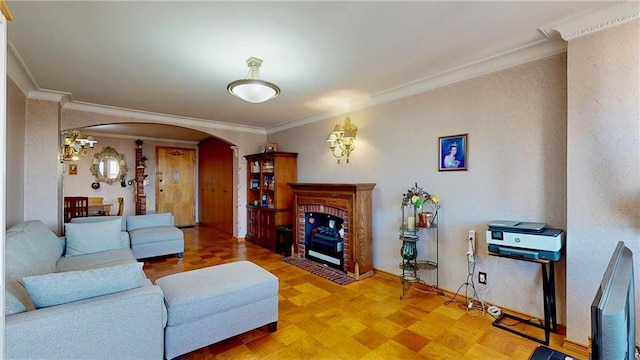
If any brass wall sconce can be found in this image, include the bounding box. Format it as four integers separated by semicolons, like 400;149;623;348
327;117;357;164
62;129;97;161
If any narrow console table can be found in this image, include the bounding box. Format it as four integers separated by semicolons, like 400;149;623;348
488;251;558;345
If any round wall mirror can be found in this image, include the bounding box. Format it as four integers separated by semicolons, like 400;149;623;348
90;146;127;184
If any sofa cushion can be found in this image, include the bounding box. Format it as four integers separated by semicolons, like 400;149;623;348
5;220;64;312
56;248;136;273
127;213;174;231
6;220;63;278
128;226;183;245
71;215;127;231
64;218;123;256
70;216;130;248
5;291;27;315
156;261;279;326
22;262;145;309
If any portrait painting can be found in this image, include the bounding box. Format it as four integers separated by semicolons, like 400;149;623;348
439;134;467;171
68;163;78;175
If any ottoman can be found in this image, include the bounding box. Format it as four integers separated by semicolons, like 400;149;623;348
156;261;279;359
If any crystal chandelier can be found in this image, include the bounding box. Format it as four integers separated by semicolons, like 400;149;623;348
62;129;97;161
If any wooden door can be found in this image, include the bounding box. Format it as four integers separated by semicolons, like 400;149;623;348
156;147;196;227
198;137;233;233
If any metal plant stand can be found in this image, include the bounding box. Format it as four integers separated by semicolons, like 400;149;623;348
399;184;440;300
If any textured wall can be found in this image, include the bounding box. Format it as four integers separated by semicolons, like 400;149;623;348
270;54;568;323
6;79;26;227
566;19;640;346
24;99;60;232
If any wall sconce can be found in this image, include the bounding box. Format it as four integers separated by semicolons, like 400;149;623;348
327;117;357;164
62;129;97;161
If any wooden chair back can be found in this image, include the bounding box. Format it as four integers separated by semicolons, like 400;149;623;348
64;196;89;223
116;197;124;216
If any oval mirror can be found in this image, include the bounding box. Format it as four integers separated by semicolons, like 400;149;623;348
90;146;127;184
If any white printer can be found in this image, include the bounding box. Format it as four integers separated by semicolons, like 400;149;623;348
486;220;564;261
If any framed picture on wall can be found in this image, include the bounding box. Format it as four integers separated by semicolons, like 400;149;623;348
439;134;468;171
265;142;278;152
68;163;78;175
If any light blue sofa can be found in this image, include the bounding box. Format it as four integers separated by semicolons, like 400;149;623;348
126;213;184;260
5;220;167;360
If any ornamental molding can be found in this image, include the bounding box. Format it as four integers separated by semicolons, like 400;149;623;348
538;1;640;41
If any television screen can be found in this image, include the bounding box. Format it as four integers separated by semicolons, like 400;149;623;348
590;241;635;360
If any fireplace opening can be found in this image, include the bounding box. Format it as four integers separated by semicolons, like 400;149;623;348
304;212;344;270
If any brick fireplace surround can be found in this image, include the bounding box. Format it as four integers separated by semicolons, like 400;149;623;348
289;183;376;280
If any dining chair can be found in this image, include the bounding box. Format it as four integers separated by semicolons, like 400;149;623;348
64;196;89;223
116;197;124;216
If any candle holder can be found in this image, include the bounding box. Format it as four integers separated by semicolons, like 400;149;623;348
400;238;418;261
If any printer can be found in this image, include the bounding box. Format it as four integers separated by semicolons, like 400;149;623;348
486;220;564;261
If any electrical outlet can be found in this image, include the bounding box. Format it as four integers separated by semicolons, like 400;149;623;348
468;230;476;243
479;272;487;285
467;230;476;263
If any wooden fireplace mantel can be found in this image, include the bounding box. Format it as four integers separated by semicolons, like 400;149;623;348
289;183;376;279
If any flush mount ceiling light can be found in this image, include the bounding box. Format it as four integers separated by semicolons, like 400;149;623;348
227;57;280;104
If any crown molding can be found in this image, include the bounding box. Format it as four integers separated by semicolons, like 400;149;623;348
7;41;38;96
81;131;200;145
28;89;71;103
267;38;566;134
63;101;266;135
538;1;640;41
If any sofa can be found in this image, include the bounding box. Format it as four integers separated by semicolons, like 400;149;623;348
69;212;184;260
5;219;167;360
126;213;184;260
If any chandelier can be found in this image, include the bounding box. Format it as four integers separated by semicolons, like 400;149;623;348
227;57;280;103
62;129;97;161
326;117;357;164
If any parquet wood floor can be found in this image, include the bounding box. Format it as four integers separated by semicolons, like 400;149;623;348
142;225;588;360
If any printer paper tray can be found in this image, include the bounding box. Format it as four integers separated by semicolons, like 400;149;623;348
488;244;561;261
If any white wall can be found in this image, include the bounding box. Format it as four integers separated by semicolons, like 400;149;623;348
270;54;569;323
566;19;640;346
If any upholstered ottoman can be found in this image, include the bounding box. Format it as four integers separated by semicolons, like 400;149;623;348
156;261;279;359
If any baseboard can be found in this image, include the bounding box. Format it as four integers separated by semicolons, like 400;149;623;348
562;338;589;355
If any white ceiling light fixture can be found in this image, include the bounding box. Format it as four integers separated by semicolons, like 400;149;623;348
227;57;280;104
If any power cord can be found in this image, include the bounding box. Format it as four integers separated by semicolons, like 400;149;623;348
445;241;486;316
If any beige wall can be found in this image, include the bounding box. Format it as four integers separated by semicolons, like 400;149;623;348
566;19;640;345
6;79;26;227
24;99;60;231
270;54;569;324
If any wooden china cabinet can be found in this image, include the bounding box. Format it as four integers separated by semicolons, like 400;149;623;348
244;151;297;251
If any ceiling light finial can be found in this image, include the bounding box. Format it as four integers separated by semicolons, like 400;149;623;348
227;57;280;104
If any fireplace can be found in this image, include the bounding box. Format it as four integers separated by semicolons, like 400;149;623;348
289;183;376;280
304;212;344;270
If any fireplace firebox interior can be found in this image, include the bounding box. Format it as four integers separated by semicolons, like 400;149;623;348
304;212;345;270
